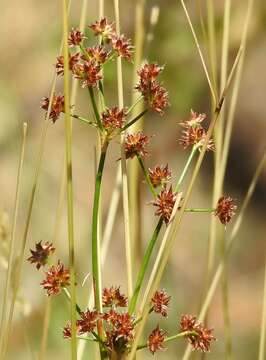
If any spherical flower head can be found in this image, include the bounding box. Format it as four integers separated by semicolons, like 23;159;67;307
75;60;102;88
40;94;65;123
68;28;85;47
149;83;169;114
152;186;177;224
215;196;237;225
27;241;55;270
147;325;167;354
77;309;99;334
89;18;116;43
86;45;110;64
137;63;164;85
151;290;171;317
179;111;214;151
148;164;172;188
41;261;70;296
180;314;216;353
124;132;150;159
102;286;128;308
101;107;127;137
112;35;133;62
55;53;80;76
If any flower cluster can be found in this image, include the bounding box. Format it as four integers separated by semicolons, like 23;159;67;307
101;107;127;137
124;132;150;159
180;314;216;352
136;63;169;114
41;261;70;296
151;290;171;317
179;110;215;151
152;186;177;224
40;94;65;123
27;241;55;270
215;196;237;225
147;325;167;354
102;286;128;308
148;164;172;188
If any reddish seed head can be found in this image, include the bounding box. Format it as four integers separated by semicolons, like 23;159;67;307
74;60;102;88
27;241;55;270
179;111;214;151
89;18;116;43
55;53;80;76
102;286;128;308
137;63;164;84
180;314;216;353
148;325;167;354
151;290;171;317
148;165;172;188
112;35;133;62
124;132;150;159
77;309;99;334
85;45;110;64
149;83;169;114
215;196;237;225
40;94;65;123
152;186;177;224
68;28;85;47
101;107;127;136
41;261;70;296
63;323;72;339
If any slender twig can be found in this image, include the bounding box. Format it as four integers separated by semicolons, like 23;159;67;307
126;95;143;116
71;114;96;126
184;208;214;213
88;87;103;130
175;145;197;192
0;123;27;358
122;109;148;131
137;331;197;350
114;0;133;297
136;155;157;197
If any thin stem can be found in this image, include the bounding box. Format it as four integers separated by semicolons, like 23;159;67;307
136;155;157;197
184;208;214;213
128;218;164;314
92;147;108;312
114;0;133;298
77;337;97;342
259;253;266;360
122;109;148;131
175;146;197;192
137;331;197;350
71;114;96;126
63;287;82;315
206;0;218;94
62;1;77;358
88;87;103;131
126;95;144;116
0;123;27;357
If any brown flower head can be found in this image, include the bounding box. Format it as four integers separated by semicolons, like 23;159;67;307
151;290;171;317
102;286;128;308
27;241;55;270
40;94;65;123
74;60;102;88
180;314;216;353
148;83;169;114
55;53;80;76
148;164;172;188
41;261;70;296
124;132;150;159
148;325;167;354
103;310;135;352
68;28;85;47
112;35;133;61
101;107;127;136
89;18;116;43
179;110;214;151
215;196;237;225
63;322;72;339
137;63;164;87
85;45;110;64
152;186;177;224
77;310;99;334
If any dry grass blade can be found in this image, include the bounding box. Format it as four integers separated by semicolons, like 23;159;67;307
114;0;133;297
0;123;28;358
182;147;266;360
259;253;266;360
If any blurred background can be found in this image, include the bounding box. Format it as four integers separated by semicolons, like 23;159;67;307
0;0;266;359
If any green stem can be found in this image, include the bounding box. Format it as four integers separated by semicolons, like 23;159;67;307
71;114;96;126
63;288;82;315
185;208;215;213
77;336;96;342
92;143;108;316
88;87;103;130
136;155;157;197
122;109;148;131
128;218;164;314
175;146;197;192
126;95;143;116
137;331;197;350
